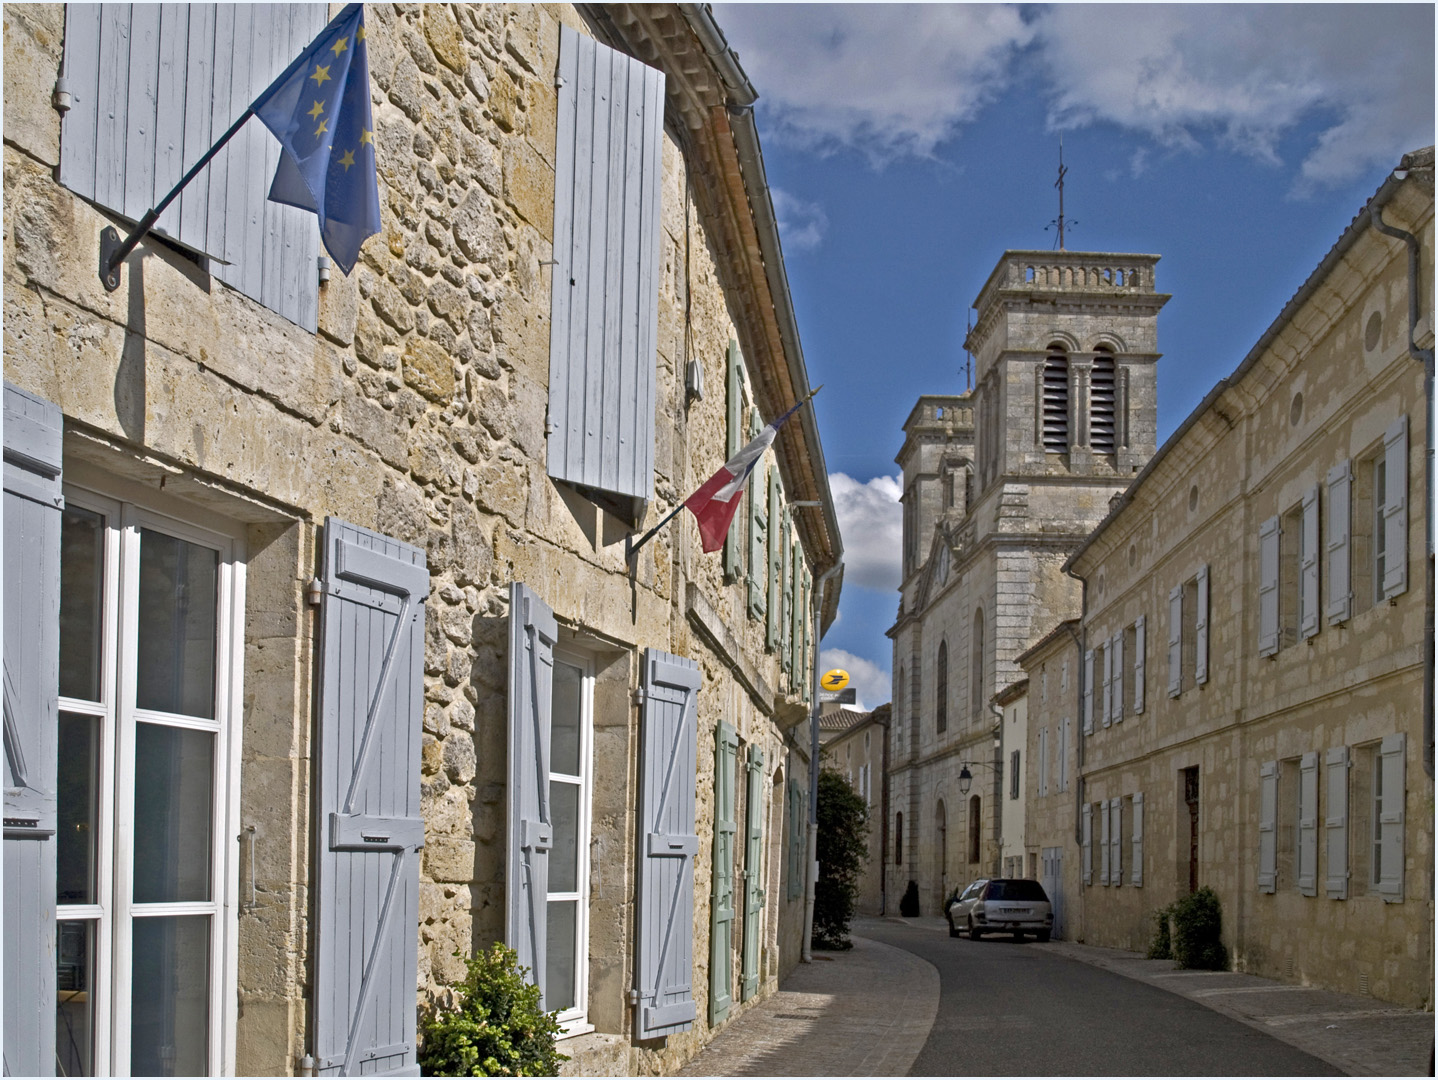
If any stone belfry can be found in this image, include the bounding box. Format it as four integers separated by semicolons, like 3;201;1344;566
888;246;1168;912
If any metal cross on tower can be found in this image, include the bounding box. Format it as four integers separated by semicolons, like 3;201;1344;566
1047;136;1075;250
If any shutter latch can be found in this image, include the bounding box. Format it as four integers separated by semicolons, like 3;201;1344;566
53;77;71;113
632;687;646;706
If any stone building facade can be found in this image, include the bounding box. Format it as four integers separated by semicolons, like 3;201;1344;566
1039;148;1433;1009
888;250;1166;914
2;4;840;1076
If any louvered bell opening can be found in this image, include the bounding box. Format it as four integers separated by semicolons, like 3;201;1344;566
1091;353;1116;454
1042;354;1069;452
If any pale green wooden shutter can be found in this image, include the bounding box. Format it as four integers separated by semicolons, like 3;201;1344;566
746;411;766;619
740;746;764;1002
724;343;743;581
766;469;782;651
709;723;737;1024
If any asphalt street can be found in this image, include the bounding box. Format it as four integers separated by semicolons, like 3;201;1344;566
859;919;1343;1077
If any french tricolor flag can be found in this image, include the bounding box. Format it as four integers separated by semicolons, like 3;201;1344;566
685;394;813;553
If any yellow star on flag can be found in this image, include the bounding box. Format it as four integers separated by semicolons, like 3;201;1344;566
309;63;331;87
357;25;366;42
360;129;374;147
330;36;348;57
307;100;325;120
338;149;356;172
315;118;329;138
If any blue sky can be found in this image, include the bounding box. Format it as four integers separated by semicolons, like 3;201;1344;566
708;2;1436;709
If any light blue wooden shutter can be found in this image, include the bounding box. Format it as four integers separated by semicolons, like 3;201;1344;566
740;745;764;1002
506;583;557;1002
1130;792;1144;887
314;518;428;1077
1377;733;1405;901
1109;797;1122;887
1081;802;1093;885
1299;487;1320;640
1195;565;1209;684
548;26;665;512
1326;461;1352;624
710;723;737;1023
1324;746;1349;899
1259;516;1280;656
1111;631;1124;722
724;343;743;581
1132;617;1146;714
1079;649;1093;734
59;5;323;330
1258;761;1277;893
636;649;700;1039
1297;751;1318;897
3;384;63;1077
1100;642;1112;729
1168;585;1183;696
1381;417;1408;599
1098;799;1110;885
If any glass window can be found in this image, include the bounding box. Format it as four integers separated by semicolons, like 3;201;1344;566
546;652;592;1032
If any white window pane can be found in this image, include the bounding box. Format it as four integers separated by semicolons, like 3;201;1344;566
60;506;106;701
130;914;210;1077
545;899;578;1013
136;529;218;719
549;780;580;894
551;660;582;777
132;723;214;903
58;712;101;905
57;918;96;1077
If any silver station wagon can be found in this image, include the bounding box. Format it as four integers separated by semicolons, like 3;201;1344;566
944;878;1054;942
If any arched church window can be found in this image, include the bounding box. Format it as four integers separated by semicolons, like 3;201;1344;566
1091;347;1116;454
1041;348;1070;452
936;641;948;734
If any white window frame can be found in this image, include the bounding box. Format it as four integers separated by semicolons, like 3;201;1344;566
57;486;245;1077
548;646;596;1037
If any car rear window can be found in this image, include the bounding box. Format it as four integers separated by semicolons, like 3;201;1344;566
987;880;1048;901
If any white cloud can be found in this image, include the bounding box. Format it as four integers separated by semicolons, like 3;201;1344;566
771;188;829;251
820;647;891;712
712;3;1034;163
711;4;1433;188
828;472;902;591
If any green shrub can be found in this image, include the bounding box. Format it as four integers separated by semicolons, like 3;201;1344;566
1146;905;1173;960
418;943;568;1076
1170;886;1229;971
812;768;870;950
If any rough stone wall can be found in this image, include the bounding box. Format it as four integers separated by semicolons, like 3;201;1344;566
1073;179;1433;1007
3;3;820;1073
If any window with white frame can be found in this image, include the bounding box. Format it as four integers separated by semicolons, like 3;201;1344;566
55;489;244;1078
546;647;595;1033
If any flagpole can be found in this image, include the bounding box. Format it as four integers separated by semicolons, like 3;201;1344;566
98;106;256;291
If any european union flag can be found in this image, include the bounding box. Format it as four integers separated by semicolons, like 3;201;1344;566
252;3;380;275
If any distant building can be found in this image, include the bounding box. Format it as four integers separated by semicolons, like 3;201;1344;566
888;248;1167;913
819;703;890;914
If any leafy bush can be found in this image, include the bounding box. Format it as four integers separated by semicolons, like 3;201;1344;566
812;768;870;950
418;943;568;1076
1170;886;1229;971
1146;905;1173;960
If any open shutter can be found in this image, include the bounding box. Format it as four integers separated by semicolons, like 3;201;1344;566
1059;719;1069;792
767;469;782;650
1258;761;1278;893
1100;644;1112;728
636;650;701;1038
1167;585;1183;697
1381;416;1408;599
779;515;793;676
1299;486;1320;640
314;518;428;1076
747;412;767;619
1194;565;1209;684
60;5;324;330
1377;733;1405;901
1081;802;1093;885
1259;516;1280;656
788;541;803;684
1324;746;1350;899
724;343;743;581
1130;792;1144;887
1109;797;1122;887
800;568;812;701
1326;460;1352;624
1099;800;1110;885
740;746;765;1002
1111;631;1124;721
3;384;63;1076
1297;751;1318;897
548;25;665;511
1133;616;1146;714
710;723;737;1024
1081;649;1095;734
1037;727;1047;798
786;778;803;901
505;583;557;1004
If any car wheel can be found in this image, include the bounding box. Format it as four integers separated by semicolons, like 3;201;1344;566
948;920;960;938
1037;930;1051;943
967;919;982;941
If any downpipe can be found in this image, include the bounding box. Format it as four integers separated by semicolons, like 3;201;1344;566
803;562;844;963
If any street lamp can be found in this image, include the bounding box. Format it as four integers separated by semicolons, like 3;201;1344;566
956;760;997;797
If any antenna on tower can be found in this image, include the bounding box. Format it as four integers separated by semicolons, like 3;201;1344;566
1046;135;1076;250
